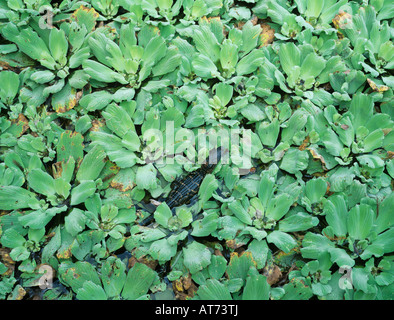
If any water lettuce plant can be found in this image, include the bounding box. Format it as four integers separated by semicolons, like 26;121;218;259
0;0;393;301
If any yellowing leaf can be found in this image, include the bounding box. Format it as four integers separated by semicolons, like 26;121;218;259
259;23;275;47
367;78;389;92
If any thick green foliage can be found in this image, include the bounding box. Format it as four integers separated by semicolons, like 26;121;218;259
0;0;393;300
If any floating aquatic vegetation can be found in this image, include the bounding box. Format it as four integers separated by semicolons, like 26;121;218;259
0;0;393;301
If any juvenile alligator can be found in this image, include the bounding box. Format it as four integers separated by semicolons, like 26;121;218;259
138;147;223;225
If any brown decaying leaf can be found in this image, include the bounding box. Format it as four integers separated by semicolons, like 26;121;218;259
128;255;158;271
332;11;353;30
307;147;328;171
110;181;136;192
52;161;63;179
299;136;310;151
55;89;80;113
259;23;275;47
10;113;29;137
367;79;389;93
71;5;99;21
263;264;282;286
0;248;15;276
0;60;21;73
90;119;106;132
226;239;245;250
172;273;197;300
12;286;27;300
56;247;72;260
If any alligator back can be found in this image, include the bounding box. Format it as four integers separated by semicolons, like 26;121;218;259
165;147;223;209
165;170;205;209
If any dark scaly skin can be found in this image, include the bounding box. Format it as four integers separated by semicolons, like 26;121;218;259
165;164;214;209
138;148;222;225
165;147;222;209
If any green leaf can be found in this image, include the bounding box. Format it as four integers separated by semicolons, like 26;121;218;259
30;70;56;84
152;46;181;77
258;172;275;208
192;54;218;78
193;26;220;64
214;82;233;107
65;208;87;236
183;241;212;274
208;255;227;280
267;231;297;253
79;91;113;112
280;148;310;174
375;193;394;234
76;145;107;182
0;228;26;248
69;47;90;69
70;180;96;206
76;281;107;300
240;21;261;55
83;60;128;84
2;24;56;70
136;164;157;190
279;211;319;232
301;232;335;259
191;212;219;237
347;204;374;240
49;28;68;66
279;42;301;76
27;168;56;197
154;203;173;228
228;200;252;225
0;186;40;210
227;251;257;281
199;174;219;206
320;128;343;156
71;231;95;260
281;109;309;143
281;277;313;300
139;36;167;82
122;262;156;300
196;279;232;300
348;93;374;130
236;49;265;76
10;246;30;261
56;131;84;163
328;247;355;268
220;39;238;76
101;257;127;298
60;261;101;292
102;103;136;138
363;129;384;152
0;71;19;104
246;240;269;269
257;119;280;148
324;195;348;237
41;226;62;264
305;178;327;203
19;206;67;229
149;238;178;263
242;274;270;300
